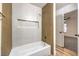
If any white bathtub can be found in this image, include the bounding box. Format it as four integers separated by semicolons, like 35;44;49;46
10;41;51;56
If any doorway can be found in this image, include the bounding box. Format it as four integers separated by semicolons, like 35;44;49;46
56;3;78;56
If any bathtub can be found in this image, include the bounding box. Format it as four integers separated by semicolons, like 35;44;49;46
9;41;51;56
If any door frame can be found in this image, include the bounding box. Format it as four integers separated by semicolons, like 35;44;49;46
77;4;79;56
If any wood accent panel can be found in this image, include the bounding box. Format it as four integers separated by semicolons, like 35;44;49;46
42;4;53;54
64;36;77;53
1;3;12;56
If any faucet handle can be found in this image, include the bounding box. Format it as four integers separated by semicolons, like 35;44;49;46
44;36;47;39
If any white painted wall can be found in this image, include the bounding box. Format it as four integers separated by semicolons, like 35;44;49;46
0;3;2;56
57;4;77;16
56;15;64;47
12;3;42;48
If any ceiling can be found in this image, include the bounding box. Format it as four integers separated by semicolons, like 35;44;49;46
31;3;47;8
56;3;72;10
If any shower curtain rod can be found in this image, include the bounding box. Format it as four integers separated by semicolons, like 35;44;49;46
17;19;39;23
0;12;5;17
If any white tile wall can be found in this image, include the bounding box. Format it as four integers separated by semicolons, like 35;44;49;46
12;3;42;48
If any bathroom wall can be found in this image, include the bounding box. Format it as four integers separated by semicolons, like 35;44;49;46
0;3;2;56
56;14;64;47
42;3;53;45
64;10;77;37
42;3;53;54
12;3;42;48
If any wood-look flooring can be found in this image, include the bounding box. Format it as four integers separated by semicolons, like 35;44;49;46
56;46;77;56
